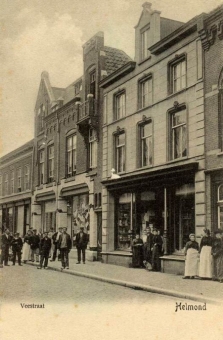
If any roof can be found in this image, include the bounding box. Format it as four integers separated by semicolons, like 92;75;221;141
104;46;132;76
0;139;34;166
52;87;66;100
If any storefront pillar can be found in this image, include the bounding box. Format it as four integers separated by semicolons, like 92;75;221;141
89;207;97;248
31;203;42;231
56;199;68;230
163;187;168;255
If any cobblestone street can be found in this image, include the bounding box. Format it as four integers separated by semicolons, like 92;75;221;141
1;264;223;340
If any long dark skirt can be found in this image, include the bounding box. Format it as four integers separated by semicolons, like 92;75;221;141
151;246;161;271
213;254;223;280
132;246;143;268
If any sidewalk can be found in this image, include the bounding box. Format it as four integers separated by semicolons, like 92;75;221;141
27;259;223;305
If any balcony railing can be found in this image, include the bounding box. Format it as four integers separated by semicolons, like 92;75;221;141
76;95;96;122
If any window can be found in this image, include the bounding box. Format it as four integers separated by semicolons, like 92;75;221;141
89;129;97;168
24;165;30;190
139;121;153;167
218;184;223;229
89;71;96;98
0;175;2;196
139;77;152;109
11;171;14;194
170;108;187;160
38;104;45;131
115;132;125;173
67;135;77;177
115;91;125;120
48;145;54;182
141;27;150;61
5;173;8;195
17;168;22;192
169;57;186;94
39;150;45;185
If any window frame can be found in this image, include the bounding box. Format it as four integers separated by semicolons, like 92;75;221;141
66;134;77;177
114;129;126;174
11;170;14;194
39;149;45;185
140;25;150;61
138;119;153;168
24;165;30;190
4;173;8;196
89;128;97;169
138;75;153;110
47;144;54;183
168;54;187;95
168;104;188;161
114;90;126;121
17;167;22;192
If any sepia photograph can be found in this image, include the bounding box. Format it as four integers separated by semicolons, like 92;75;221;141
1;0;223;339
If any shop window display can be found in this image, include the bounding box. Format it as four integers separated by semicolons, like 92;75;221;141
72;194;90;247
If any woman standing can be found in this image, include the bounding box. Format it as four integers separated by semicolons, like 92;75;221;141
199;229;213;279
21;230;32;263
132;234;144;268
212;229;223;283
151;228;163;272
183;234;199;279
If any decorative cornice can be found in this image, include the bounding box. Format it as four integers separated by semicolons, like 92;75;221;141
199;19;223;50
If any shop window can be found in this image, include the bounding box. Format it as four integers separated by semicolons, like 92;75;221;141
114;131;125;173
114;91;126;120
11;170;14;194
4;173;8;196
72;194;90;247
170;107;187;160
39;149;45;185
17;168;22;192
139;120;153;167
218;184;223;229
168;56;186;94
141;26;150;61
66;135;76;177
47;145;54;183
89;128;97;169
139;76;152;109
116;193;135;251
24;165;30;190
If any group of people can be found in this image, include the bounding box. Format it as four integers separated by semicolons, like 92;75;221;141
132;227;163;271
0;226;89;270
184;228;223;283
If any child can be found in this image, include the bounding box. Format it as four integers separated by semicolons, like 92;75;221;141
11;232;23;266
183;233;199;279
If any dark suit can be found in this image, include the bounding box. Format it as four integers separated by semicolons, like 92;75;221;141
11;237;23;265
58;233;72;268
76;231;88;263
144;233;153;264
52;231;62;260
1;234;12;265
39;237;51;268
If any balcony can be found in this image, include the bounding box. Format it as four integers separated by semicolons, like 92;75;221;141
76;94;99;138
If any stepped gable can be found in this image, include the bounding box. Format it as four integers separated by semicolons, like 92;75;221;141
104;46;132;76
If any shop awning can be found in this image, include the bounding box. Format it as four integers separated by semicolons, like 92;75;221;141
35;190;56;202
102;161;199;191
60;183;89;197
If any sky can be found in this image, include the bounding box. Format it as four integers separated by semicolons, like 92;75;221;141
0;0;222;157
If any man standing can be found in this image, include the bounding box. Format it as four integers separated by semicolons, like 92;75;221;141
58;227;72;270
30;229;40;262
11;232;23;266
37;232;51;269
1;229;12;266
143;227;153;269
50;227;62;261
76;226;88;264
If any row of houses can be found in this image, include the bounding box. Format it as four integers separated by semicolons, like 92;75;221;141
1;3;223;274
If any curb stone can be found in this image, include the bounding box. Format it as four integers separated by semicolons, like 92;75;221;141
26;262;222;305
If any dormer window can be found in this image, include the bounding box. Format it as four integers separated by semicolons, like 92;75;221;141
141;26;150;61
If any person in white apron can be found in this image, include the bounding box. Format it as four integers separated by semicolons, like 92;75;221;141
183;233;199;279
199;229;213;279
